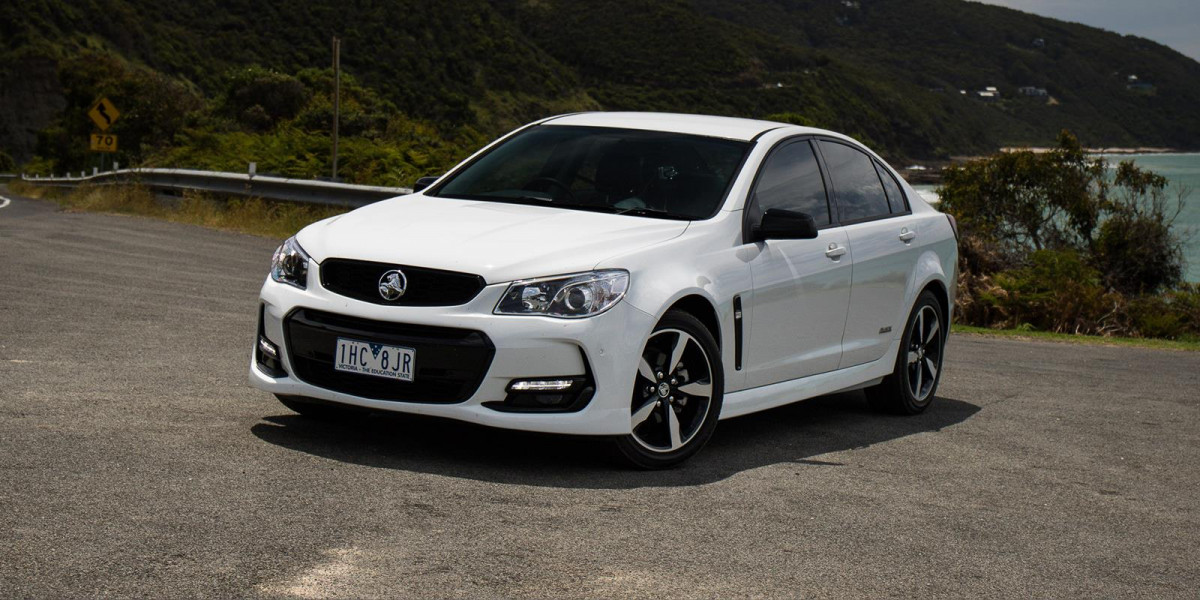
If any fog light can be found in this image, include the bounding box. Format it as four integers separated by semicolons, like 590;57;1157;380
508;378;576;392
254;330;286;378
255;305;287;378
258;336;279;359
485;375;594;413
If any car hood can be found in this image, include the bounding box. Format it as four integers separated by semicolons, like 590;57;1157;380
296;195;690;283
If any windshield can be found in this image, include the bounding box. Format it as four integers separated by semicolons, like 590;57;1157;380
432;125;750;220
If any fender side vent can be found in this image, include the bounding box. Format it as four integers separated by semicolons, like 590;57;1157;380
733;295;744;371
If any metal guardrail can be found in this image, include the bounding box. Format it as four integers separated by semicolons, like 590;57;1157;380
17;168;412;207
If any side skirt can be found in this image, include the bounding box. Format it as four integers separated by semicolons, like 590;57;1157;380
719;357;891;420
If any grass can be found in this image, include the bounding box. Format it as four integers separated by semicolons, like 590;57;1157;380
952;324;1200;351
8;180;347;239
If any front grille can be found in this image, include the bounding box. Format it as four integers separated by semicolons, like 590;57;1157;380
284;308;494;403
319;258;486;306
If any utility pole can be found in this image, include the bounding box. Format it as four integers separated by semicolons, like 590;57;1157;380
331;36;341;181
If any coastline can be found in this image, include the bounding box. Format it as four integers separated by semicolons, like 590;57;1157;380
1000;146;1188;155
899;149;1200;185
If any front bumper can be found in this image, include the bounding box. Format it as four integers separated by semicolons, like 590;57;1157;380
249;271;654;435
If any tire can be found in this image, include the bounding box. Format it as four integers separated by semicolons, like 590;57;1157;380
613;310;724;469
865;290;946;415
274;394;361;420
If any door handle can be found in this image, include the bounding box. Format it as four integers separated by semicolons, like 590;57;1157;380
898;228;917;242
825;244;847;259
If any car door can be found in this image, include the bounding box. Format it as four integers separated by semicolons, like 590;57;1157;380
743;139;852;388
815;139;920;369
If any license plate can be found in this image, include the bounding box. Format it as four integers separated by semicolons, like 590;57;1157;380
334;337;415;382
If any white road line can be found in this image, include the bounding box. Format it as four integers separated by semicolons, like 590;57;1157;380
0;196;10;209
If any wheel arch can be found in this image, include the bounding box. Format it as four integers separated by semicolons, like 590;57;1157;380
920;278;951;336
905;246;953;335
664;294;722;349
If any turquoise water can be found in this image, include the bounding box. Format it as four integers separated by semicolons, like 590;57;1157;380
913;153;1200;282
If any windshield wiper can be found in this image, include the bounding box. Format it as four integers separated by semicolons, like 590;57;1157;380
446;193;686;219
486;194;554;204
614;206;684;219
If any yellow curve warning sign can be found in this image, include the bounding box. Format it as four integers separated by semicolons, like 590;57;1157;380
88;98;120;131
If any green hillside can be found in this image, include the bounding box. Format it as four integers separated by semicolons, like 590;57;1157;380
2;0;1198;184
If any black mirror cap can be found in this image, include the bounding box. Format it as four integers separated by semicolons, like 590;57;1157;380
755;208;819;241
413;176;440;193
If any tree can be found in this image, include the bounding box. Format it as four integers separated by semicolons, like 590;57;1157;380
1094;161;1184;295
938;130;1185;295
221;66;309;131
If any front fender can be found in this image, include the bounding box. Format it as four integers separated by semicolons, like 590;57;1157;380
595;216;752;390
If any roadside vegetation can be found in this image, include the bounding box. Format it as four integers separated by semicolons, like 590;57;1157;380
951;324;1200;351
9;180;346;239
939;131;1199;342
18;55;488;187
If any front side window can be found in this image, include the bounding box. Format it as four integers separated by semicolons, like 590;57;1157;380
819;140;891;222
750;139;830;226
434;126;750;220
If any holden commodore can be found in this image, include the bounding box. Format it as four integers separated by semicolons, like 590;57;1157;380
251;112;958;468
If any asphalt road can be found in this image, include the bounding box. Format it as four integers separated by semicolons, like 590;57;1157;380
2;188;1198;598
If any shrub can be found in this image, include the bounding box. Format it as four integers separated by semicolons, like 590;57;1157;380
1127;295;1185;339
222;66;310;129
1093;160;1185;294
939;130;1194;339
976;250;1123;334
939;131;1105;268
1094;209;1183;295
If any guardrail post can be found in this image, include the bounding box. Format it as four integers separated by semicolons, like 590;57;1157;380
114;161;119;171
93;167;99;176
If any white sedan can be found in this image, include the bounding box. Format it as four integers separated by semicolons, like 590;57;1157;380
250;112;958;468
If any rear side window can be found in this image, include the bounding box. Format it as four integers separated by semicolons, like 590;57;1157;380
819;140;890;222
751;140;830;226
874;161;907;214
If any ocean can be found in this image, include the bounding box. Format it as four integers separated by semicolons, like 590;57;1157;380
912;153;1200;283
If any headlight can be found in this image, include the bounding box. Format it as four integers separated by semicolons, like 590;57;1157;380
270;236;310;289
495;270;629;318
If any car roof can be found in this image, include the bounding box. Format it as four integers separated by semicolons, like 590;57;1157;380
540;111;828;142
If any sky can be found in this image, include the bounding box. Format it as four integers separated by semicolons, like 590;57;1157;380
972;0;1200;61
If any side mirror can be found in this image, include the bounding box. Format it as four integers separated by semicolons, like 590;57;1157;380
755;208;819;241
413;175;440;193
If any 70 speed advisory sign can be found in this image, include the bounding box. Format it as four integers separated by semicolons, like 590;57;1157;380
89;133;118;153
